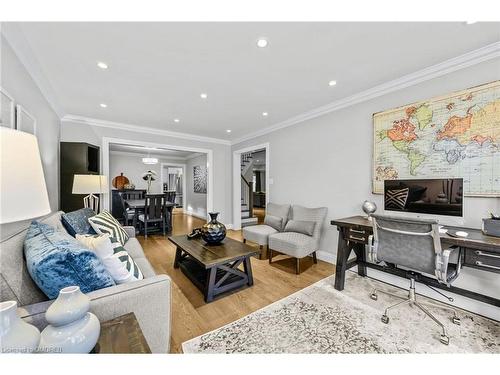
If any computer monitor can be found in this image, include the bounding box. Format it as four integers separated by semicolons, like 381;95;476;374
384;178;463;217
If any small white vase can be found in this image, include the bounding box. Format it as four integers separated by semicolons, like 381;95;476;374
40;286;100;353
0;300;40;353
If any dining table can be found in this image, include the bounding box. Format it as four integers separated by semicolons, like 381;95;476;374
124;199;176;233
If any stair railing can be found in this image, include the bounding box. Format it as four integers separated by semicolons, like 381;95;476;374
241;174;254;219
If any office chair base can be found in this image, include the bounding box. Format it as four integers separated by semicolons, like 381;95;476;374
371;280;456;345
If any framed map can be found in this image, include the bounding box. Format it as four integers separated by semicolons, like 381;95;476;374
373;81;500;197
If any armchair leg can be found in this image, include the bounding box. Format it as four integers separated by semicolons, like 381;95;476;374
295;258;300;274
268;248;273;264
243;238;246;243
312;251;317;264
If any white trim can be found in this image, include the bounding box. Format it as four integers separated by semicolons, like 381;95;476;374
0;87;15;129
231;41;500;145
62;114;231;145
232;143;270;230
184;152;204;161
110;150;188;161
102;137;214;217
160;162;186;208
15;104;37;136
1;23;65;117
316;250;335;265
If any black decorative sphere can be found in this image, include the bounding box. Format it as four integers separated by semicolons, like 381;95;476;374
201;212;226;245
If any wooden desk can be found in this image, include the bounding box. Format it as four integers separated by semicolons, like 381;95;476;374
331;216;500;307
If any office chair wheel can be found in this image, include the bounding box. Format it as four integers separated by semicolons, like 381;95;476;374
370;292;378;301
381;314;389;324
452;317;461;325
440;335;450;345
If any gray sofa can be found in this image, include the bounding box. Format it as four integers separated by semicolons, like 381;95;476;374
0;211;171;353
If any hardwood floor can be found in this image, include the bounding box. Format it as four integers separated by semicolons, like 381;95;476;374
138;211;335;353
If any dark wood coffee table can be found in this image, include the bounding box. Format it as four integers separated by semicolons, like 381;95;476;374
169;235;260;302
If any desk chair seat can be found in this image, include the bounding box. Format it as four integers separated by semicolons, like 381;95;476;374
368;214;463;345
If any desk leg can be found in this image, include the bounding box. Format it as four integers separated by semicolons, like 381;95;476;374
354;243;367;277
334;229;351;291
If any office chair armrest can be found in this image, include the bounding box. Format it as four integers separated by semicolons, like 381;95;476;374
367;234;378;263
435;246;461;285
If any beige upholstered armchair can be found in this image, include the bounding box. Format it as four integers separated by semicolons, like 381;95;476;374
268;205;328;274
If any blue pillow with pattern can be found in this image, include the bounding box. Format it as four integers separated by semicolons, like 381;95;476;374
61;208;97;237
24;221;115;299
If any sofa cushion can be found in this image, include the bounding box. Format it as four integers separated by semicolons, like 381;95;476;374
266;203;291;231
24;221;115;299
133;258;156;278
284;220;316;236
269;232;317;258
263;215;283;232
61;208;97;237
76;234;144;284
88;210;130;246
242;225;278;246
123;237;146;259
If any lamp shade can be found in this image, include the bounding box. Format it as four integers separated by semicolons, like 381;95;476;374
0;128;51;224
72;175;108;194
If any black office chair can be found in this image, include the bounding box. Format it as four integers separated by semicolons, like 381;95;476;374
368;214;462;345
138;194;168;238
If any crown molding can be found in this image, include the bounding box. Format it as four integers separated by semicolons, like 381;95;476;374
62;114;232;146
110;150;189;161
1;23;65;118
231;41;500;145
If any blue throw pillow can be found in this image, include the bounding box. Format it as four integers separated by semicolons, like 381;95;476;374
61;208;97;237
24;221;115;299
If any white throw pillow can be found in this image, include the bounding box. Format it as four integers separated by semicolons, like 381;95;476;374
76;233;143;284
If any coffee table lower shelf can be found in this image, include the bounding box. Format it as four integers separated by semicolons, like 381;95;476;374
176;252;254;302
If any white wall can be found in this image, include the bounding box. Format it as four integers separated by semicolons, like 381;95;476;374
60;121;232;225
110;152;183;193
0;36;61;239
232;58;500;319
185;154;208;219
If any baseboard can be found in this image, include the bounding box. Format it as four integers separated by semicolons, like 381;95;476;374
182;209;207;220
316;250;335;264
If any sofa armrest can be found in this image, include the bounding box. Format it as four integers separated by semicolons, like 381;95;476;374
123;226;136;238
18;275;172;353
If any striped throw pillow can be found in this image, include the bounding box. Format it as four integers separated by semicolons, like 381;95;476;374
76;234;143;284
88;210;130;245
385;188;409;210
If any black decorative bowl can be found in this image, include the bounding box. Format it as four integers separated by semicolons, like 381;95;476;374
201;212;226;245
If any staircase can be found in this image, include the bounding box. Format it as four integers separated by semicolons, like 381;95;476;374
241;152;258;227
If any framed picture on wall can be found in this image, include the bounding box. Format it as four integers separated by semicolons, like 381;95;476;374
15;104;37;135
0;87;15;129
193;165;207;194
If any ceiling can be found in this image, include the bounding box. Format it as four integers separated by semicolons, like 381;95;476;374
6;22;500;141
110;143;201;159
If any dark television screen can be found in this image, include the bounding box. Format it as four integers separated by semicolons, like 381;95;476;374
384;178;463;217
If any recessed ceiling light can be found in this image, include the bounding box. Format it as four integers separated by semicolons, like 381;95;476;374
262;112;268;117
329;80;337;86
97;61;108;69
99;103;107;108
256;38;268;48
174;118;180;123
200;93;208;99
226;129;231;133
465;21;477;25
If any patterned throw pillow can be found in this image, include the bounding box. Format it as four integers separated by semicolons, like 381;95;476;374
385;188;409;210
88;210;129;245
24;221;115;299
76;234;143;284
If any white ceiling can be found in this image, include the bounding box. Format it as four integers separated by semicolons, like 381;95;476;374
110;143;201;159
7;22;500;141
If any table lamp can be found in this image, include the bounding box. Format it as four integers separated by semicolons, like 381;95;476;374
72;174;108;212
0;128;51;224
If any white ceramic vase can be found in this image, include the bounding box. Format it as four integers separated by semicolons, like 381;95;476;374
39;286;100;353
0;300;40;353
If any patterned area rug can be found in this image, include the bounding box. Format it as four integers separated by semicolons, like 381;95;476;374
182;272;500;353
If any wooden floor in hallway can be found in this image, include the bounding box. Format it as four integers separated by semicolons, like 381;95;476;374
138;211;335;353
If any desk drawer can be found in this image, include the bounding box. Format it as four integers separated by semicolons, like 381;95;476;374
465;249;500;273
347;228;368;244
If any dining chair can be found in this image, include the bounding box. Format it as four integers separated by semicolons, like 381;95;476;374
119;194;136;226
138;194;168;238
165;191;176;206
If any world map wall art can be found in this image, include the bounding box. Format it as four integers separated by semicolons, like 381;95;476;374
373;80;500;196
